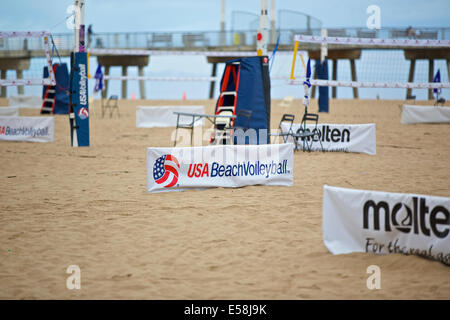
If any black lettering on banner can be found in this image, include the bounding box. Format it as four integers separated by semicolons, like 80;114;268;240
430;206;450;238
366;237;450;266
363;197;450;238
363;200;391;231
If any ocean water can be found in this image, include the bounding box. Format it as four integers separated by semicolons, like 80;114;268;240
4;51;449;101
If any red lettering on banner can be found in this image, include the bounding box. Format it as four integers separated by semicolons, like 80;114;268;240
187;164;196;177
201;163;209;177
187;163;210;178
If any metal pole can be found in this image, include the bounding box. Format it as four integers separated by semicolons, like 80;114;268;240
71;0;85;147
257;0;269;56
71;1;80;147
74;0;79;52
79;0;86;52
320;28;327;63
74;0;86;52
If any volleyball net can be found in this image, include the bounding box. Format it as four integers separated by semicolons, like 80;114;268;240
288;34;450;92
0;31;55;87
88;48;290;84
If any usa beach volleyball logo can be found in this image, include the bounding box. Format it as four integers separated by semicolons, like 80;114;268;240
78;107;89;120
153;154;180;188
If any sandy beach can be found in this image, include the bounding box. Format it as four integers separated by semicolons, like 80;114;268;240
0;97;449;299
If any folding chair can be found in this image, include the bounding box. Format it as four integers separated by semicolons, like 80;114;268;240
294;112;324;152
269;113;295;144
279;114;295;143
101;95;120;118
434;97;446;106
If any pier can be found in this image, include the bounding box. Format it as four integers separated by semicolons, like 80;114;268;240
1;27;449;98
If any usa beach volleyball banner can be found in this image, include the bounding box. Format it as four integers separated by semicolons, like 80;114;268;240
281;123;376;155
147;143;294;193
0;116;54;142
323;185;450;265
401;105;450;124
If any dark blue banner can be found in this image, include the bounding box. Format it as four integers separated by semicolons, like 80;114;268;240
72;52;90;147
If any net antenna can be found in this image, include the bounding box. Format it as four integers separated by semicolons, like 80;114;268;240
0;31;55;87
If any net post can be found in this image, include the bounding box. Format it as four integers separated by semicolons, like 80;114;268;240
320;28;328;63
290;40;299;80
43;34;55;85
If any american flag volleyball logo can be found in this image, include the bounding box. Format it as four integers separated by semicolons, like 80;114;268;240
153;154;180;188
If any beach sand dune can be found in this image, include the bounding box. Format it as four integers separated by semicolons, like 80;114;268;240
0;98;449;299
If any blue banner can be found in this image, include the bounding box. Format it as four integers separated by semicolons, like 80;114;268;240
433;69;441;95
71;52;90;147
315;59;329;113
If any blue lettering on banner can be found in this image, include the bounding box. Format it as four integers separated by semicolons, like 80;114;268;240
208;160;288;179
0;126;49;137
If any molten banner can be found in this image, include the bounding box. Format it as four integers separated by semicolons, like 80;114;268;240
281;123;376;155
147;143;293;193
323;185;450;266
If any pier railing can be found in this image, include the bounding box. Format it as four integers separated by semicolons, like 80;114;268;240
1;27;450;56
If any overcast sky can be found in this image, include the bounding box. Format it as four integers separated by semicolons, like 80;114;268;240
1;0;449;33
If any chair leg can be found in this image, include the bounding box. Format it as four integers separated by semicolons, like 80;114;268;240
318;137;324;152
306;137;313;152
313;129;324;152
174;115;180;147
294;136;301;151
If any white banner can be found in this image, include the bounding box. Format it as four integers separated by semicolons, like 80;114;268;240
137;106;206;128
281;123;376;155
0;116;54;142
0;107;19;117
401;105;450;124
147;143;294;193
9;95;43;109
323;185;450;265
